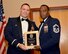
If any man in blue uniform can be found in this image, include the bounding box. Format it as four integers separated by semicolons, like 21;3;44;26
39;5;61;54
4;3;38;54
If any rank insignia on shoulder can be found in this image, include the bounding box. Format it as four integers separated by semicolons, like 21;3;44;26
44;24;48;33
53;24;59;33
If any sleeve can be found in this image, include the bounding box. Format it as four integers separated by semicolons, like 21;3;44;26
41;19;61;49
4;18;19;47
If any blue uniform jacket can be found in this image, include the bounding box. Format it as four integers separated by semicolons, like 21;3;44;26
39;16;61;54
4;17;38;54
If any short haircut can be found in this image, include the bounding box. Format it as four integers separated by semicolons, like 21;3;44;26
21;3;30;8
40;4;50;11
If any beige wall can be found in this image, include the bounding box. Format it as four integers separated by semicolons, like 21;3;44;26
51;10;68;54
3;0;68;18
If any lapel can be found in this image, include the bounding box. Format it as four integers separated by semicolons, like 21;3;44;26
17;17;22;36
27;20;32;31
39;22;43;29
43;16;51;26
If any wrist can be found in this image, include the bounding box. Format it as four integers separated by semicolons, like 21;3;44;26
16;43;20;47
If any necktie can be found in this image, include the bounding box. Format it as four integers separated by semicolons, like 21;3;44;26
21;18;28;22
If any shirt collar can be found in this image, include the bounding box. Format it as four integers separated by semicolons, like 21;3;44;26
44;17;48;22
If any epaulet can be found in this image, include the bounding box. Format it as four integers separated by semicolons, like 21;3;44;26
9;16;18;19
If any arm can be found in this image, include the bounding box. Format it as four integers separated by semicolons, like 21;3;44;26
4;18;18;46
4;18;28;50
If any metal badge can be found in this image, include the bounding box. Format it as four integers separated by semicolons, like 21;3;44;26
44;24;48;33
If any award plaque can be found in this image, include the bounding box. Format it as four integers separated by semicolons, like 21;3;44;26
24;31;39;49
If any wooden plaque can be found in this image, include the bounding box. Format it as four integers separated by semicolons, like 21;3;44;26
24;31;39;49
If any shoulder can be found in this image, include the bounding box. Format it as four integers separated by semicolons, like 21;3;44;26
8;17;19;22
8;17;18;20
49;17;61;28
50;17;60;24
50;17;61;33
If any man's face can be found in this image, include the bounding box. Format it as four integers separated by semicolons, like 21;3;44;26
40;6;49;19
20;5;30;18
